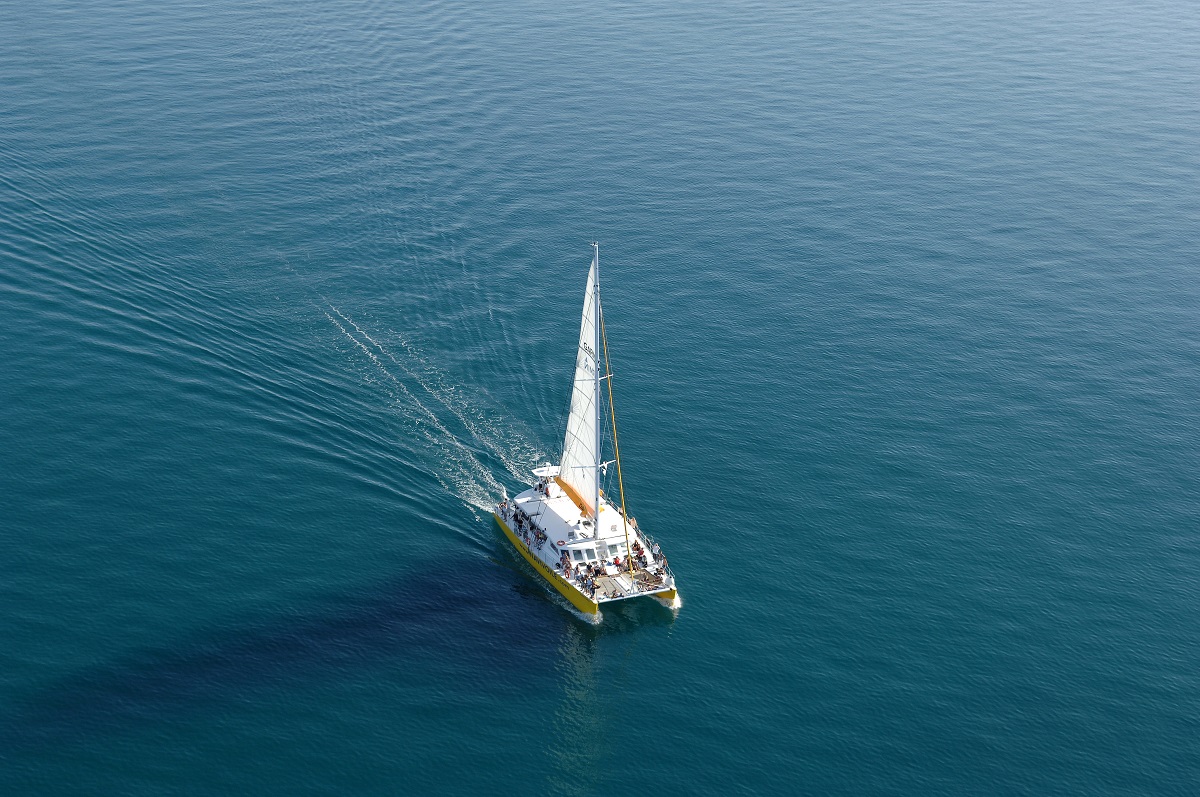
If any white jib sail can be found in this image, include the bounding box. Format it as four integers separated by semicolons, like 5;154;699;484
559;252;601;517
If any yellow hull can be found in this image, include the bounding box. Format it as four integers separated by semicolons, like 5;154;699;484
494;512;600;615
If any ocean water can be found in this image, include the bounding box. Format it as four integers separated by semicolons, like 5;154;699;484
2;0;1199;793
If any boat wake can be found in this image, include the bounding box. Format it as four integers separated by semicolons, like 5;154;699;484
321;304;543;517
655;592;683;612
569;605;604;626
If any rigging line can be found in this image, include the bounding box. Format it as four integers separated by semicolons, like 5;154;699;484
598;295;635;578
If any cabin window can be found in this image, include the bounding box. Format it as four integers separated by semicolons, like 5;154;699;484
573;550;584;561
586;549;596;560
608;544;618;556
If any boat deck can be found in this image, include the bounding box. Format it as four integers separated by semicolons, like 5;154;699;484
593;568;671;602
499;483;675;608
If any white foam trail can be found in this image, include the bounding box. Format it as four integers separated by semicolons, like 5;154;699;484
568;605;603;626
325;311;470;501
388;329;546;480
332;304;545;481
655;592;683;612
336;306;534;479
323;306;508;512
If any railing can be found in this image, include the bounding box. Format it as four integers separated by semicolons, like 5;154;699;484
629;528;675;581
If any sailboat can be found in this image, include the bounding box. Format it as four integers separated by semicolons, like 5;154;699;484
494;243;679;618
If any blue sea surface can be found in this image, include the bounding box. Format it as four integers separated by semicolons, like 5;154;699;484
2;1;1199;794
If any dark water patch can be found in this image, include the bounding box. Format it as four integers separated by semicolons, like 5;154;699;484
0;561;562;753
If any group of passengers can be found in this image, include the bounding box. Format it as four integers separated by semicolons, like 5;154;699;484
635;540;670;570
628;540;653;571
571;559;631;599
569;563;599;598
553;550;674;600
500;500;547;550
554;554;604;598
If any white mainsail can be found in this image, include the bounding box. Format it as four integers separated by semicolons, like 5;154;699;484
558;248;601;518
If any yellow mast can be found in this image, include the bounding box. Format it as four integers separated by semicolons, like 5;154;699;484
598;301;635;578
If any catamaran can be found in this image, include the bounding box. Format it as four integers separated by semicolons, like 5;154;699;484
494;244;679;619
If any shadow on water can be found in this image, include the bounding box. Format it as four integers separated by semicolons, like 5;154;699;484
0;551;677;756
0;559;563;754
